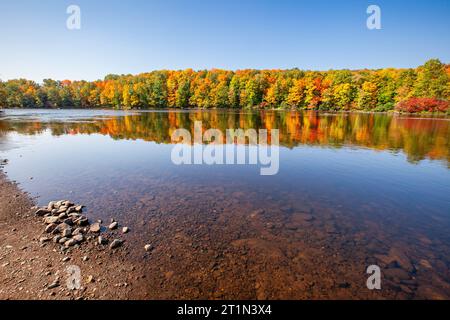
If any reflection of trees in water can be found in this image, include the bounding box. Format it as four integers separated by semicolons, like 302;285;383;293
1;111;449;165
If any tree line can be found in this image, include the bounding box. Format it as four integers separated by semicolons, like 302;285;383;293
2;111;448;164
1;59;449;113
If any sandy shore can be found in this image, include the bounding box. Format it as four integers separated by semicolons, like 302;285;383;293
0;170;148;300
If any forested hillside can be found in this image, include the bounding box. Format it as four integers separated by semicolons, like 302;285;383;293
1;59;449;113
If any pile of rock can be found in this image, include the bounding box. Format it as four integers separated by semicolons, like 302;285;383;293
35;200;127;251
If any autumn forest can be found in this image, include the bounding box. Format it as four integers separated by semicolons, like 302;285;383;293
1;59;449;114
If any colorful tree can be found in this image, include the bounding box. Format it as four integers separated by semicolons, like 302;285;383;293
414;59;449;99
357;81;378;110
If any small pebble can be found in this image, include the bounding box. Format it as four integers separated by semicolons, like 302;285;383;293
108;222;118;230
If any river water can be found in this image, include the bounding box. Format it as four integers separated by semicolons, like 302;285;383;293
0;109;449;299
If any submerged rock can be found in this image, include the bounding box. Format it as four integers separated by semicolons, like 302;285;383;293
47;202;55;210
387;248;414;272
109;222;118;230
384;268;411;281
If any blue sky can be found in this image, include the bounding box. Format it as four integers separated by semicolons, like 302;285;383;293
0;0;449;82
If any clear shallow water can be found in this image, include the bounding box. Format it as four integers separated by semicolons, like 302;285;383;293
0;109;449;299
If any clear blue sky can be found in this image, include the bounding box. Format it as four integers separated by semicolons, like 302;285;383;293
0;0;449;82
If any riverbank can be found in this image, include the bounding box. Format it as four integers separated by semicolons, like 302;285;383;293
1;107;449;117
0;169;146;300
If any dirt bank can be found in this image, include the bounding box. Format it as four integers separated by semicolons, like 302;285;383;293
0;170;148;300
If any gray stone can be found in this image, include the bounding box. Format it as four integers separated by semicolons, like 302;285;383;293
63;218;74;226
108;222;118;230
98;236;108;245
58;237;69;244
68;212;81;218
122;227;129;234
72;228;82;236
58;212;68;219
73;234;84;242
62;228;72;238
47;281;60;289
35;208;50;216
109;239;123;249
47;202;55;210
45;223;58;233
90;223;101;233
57;206;68;214
53;223;71;234
63;200;74;207
75;217;89;226
44;216;59;224
39;236;50;244
65;239;77;247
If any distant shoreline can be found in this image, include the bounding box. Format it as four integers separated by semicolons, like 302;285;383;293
1;107;449;117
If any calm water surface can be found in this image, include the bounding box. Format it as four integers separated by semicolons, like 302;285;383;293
0;109;449;299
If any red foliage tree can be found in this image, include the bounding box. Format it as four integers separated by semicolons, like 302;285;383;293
396;97;449;113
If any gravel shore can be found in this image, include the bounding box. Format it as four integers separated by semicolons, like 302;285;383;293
0;170;146;300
